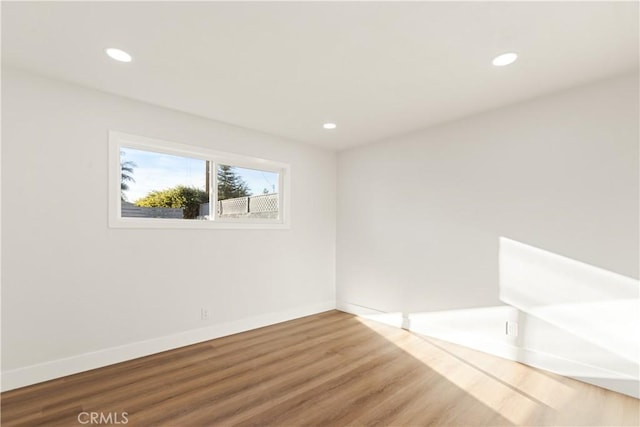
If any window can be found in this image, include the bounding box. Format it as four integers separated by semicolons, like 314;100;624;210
216;164;280;220
120;148;208;220
109;131;289;229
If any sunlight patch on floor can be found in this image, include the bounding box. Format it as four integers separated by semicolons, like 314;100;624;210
355;315;583;424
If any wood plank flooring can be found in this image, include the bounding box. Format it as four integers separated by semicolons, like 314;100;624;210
2;310;638;426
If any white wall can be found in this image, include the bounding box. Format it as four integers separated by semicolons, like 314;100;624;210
337;73;639;396
1;67;336;390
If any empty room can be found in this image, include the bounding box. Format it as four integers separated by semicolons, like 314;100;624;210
1;1;639;426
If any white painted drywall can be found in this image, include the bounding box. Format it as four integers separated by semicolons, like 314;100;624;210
337;73;639;396
1;67;336;389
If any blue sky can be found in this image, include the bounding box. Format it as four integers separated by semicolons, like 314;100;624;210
121;148;278;203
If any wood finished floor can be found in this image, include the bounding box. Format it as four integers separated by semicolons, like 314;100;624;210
1;310;638;426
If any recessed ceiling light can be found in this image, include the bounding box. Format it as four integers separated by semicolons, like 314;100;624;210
323;123;337;130
492;52;518;67
105;48;132;63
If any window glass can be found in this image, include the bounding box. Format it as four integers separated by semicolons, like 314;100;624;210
120;148;208;220
110;131;289;228
216;165;279;219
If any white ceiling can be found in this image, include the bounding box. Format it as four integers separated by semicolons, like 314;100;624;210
2;2;638;150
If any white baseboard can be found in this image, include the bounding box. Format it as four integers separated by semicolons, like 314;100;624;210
1;300;336;392
336;301;407;328
336;301;385;316
337;301;639;399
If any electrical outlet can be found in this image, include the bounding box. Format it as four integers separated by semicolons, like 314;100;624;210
506;321;518;337
201;308;210;321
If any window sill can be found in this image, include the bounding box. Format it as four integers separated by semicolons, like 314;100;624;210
109;217;290;230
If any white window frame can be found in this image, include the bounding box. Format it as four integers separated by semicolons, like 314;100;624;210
109;131;290;229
